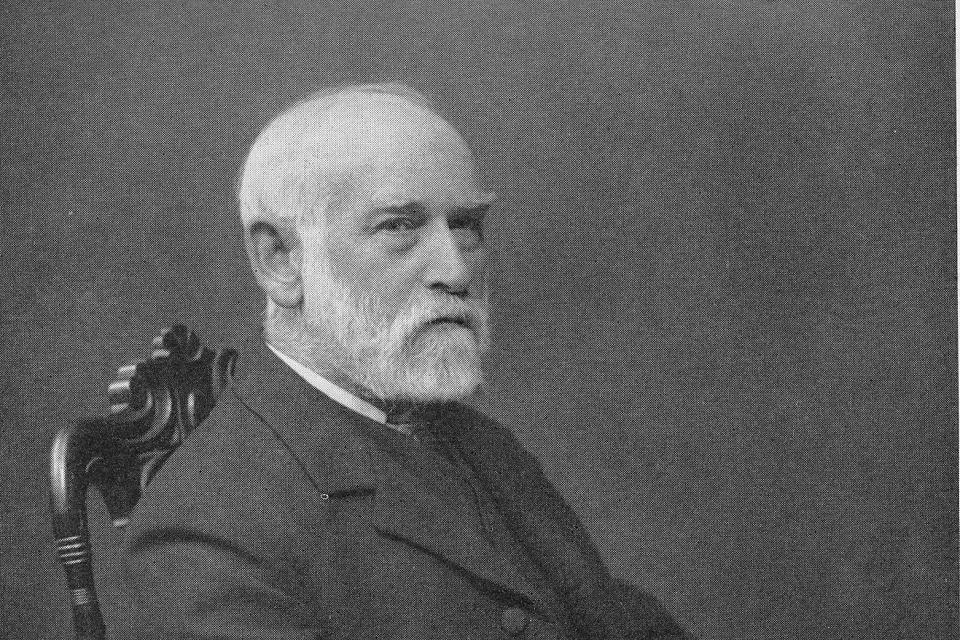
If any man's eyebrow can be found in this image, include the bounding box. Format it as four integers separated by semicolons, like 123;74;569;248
368;192;496;215
451;203;492;216
368;201;424;216
452;192;497;213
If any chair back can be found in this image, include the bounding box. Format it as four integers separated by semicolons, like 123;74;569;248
49;325;236;640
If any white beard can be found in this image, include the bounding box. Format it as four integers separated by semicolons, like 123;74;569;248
297;266;490;402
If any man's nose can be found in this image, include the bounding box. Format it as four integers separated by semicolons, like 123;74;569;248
424;225;477;297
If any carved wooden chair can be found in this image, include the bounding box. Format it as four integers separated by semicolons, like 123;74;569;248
49;326;237;640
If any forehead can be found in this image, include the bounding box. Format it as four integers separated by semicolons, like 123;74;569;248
314;95;488;210
314;95;471;168
360;155;485;208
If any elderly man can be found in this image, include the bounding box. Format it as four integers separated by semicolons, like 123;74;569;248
122;84;690;640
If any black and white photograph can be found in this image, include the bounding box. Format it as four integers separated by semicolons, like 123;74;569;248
1;2;956;639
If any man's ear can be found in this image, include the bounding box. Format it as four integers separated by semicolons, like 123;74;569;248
245;221;303;308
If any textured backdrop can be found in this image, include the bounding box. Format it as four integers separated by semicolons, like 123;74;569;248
1;1;956;639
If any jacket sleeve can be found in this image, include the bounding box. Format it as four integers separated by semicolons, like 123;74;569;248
124;528;322;640
609;577;695;640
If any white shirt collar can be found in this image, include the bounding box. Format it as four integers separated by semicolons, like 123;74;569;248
266;342;412;436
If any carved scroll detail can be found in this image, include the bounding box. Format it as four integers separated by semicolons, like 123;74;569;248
91;325;237;512
50;325;236;640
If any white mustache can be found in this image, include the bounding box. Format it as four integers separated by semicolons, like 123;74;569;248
392;297;489;340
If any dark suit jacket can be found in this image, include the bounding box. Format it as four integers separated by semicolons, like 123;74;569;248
122;339;690;640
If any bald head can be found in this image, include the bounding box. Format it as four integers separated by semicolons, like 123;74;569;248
237;84;474;235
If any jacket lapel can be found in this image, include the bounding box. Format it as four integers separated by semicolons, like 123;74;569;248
230;337;374;496
364;424;554;616
442;405;626;640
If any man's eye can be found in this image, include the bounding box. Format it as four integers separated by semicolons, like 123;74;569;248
377;217;418;232
449;214;484;232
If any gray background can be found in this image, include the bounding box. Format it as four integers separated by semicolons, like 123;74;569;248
1;1;956;639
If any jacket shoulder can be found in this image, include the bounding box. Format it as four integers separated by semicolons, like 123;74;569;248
124;386;323;556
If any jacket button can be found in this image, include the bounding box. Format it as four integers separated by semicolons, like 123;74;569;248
501;607;530;636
